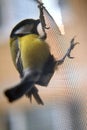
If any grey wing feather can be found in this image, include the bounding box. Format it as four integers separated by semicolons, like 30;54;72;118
10;39;24;77
16;49;24;78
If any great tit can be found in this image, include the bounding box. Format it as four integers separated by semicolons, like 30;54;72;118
4;19;78;105
4;19;56;105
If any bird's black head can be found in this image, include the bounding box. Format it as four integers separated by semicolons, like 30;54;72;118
10;19;40;38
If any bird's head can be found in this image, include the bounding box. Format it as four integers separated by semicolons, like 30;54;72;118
10;19;40;38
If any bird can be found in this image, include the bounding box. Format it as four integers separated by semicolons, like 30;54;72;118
4;19;78;105
4;19;57;105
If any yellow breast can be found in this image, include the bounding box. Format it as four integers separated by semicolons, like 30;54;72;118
18;34;50;69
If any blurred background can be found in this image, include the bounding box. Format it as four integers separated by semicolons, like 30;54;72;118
0;0;87;130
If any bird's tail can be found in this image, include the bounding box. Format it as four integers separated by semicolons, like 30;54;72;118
4;81;44;105
4;81;33;102
26;86;44;105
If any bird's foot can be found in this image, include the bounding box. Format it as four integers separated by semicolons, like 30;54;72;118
56;36;79;66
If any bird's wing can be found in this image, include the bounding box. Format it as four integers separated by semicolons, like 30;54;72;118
36;54;56;86
10;38;24;77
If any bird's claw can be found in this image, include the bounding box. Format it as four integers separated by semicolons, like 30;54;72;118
67;36;79;59
56;36;79;66
67;54;74;59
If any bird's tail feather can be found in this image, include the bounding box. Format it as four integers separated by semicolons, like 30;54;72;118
4;81;44;105
4;81;33;102
26;86;44;105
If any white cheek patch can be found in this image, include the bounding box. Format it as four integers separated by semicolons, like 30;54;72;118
15;24;34;34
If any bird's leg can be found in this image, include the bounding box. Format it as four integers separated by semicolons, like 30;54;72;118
26;86;44;105
38;1;49;40
56;36;79;66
